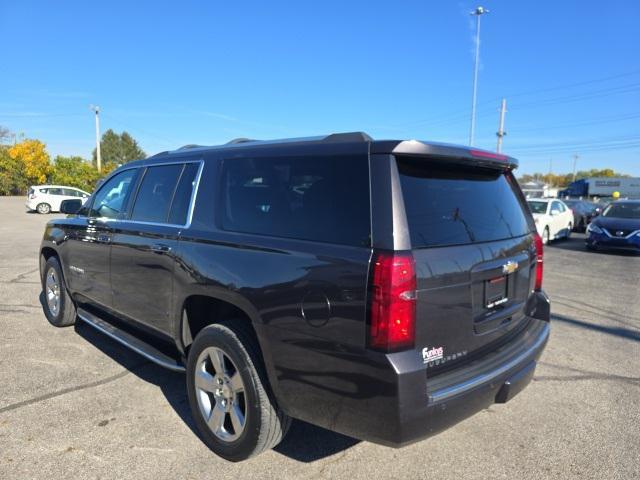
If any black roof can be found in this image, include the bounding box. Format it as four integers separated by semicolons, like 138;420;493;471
133;131;519;170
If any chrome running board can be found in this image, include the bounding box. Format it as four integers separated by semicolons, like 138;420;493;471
77;308;185;372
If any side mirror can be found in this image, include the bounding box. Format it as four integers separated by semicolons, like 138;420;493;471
550;209;560;216
60;199;82;214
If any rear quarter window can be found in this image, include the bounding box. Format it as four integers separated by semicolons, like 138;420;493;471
219;155;371;247
397;158;531;248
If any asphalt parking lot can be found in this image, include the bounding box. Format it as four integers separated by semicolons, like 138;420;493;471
0;196;638;480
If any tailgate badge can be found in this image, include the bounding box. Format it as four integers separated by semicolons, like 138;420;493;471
422;346;444;364
502;261;518;275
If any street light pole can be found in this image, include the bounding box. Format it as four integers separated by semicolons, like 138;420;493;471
469;6;489;147
90;105;102;172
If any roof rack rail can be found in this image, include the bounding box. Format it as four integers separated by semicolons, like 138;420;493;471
148;151;169;158
323;132;372;143
226;138;256;145
177;144;202;150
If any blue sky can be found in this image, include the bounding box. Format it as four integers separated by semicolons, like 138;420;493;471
1;0;638;175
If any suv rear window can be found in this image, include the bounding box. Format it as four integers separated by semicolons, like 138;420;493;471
397;158;531;248
219;155;370;247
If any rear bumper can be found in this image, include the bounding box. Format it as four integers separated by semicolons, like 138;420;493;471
384;319;549;447
267;297;550;447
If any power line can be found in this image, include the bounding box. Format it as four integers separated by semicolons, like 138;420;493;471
393;68;640;129
510;133;640;149
486;68;640;103
513;142;640;155
509;112;640;133
100;113;176;146
508;83;640;110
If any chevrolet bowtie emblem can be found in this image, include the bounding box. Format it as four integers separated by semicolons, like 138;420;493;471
502;261;518;275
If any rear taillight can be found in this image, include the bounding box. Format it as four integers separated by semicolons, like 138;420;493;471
368;250;416;352
533;232;544;291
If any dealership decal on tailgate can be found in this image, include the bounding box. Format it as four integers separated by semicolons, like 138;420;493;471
422;346;444;363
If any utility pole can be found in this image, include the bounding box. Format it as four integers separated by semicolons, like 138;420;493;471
496;98;507;153
90;105;102;172
572;154;579;182
469;6;489;147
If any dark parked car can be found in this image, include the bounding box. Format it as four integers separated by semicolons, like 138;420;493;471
39;133;550;461
586;200;640;252
562;199;599;231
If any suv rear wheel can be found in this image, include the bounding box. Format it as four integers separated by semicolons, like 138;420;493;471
186;322;290;461
42;256;76;327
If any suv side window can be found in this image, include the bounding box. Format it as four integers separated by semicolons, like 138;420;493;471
219;155;370;246
130;164;183;223
89;169;137;219
48;188;63;196
168;163;200;225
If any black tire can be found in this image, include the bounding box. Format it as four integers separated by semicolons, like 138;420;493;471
186;321;290;462
41;256;76;327
36;203;51;214
543;227;551;245
566;223;572;239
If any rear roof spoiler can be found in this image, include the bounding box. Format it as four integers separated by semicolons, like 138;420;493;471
372;140;519;170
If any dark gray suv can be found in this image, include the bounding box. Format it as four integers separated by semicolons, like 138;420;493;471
40;132;550;461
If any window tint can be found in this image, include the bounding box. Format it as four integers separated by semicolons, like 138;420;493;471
397;158;531;248
131;164;182;223
90;169;137;219
220;155;370;246
551;201;563;212
62;188;78;196
48;188;63;195
168;163;199;225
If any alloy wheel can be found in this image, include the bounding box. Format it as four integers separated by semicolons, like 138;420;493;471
45;268;61;317
194;346;247;442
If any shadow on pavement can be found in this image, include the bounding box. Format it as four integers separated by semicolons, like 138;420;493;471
73;320;359;462
551;312;640;343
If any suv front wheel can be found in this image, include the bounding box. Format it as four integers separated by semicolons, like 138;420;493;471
186;322;290;461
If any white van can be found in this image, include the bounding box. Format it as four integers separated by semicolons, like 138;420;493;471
26;185;90;214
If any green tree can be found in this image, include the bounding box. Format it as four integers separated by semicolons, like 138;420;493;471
92;129;145;173
51;156;101;192
0;146;28;195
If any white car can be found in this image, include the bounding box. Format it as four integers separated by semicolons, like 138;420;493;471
527;198;574;244
26;185;91;214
